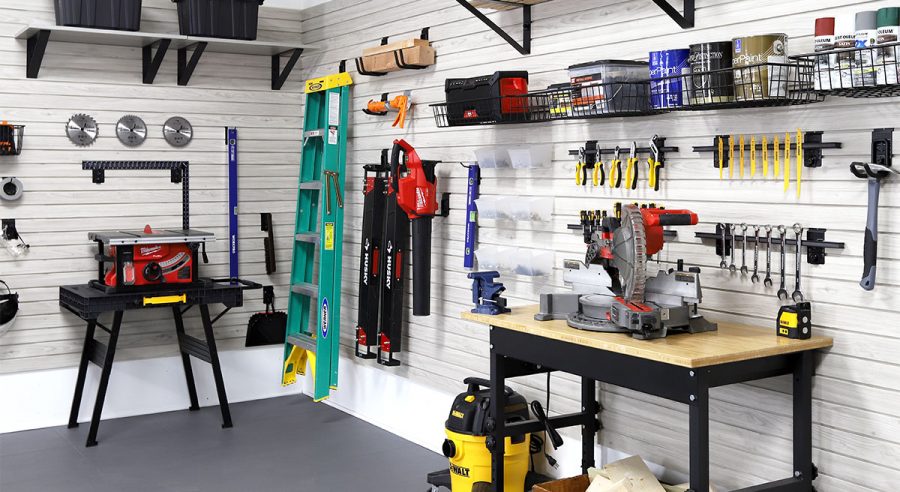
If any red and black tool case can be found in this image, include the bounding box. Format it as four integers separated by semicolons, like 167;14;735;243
444;71;529;126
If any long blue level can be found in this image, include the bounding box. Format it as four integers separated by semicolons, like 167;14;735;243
463;164;480;269
227;127;239;280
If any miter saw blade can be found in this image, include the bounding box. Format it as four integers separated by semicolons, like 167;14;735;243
611;204;647;302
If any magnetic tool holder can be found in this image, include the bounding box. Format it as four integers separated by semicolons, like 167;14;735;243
697;223;844;265
693;131;842;168
355;28;431;76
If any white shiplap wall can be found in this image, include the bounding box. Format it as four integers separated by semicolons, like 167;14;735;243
0;0;303;371
296;0;900;490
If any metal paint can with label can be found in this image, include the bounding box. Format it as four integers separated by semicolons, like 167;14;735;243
688;41;733;105
732;34;789;101
649;49;691;109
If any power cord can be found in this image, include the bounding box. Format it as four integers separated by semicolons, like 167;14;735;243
529;372;561;470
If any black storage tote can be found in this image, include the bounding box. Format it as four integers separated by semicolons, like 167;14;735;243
55;0;143;31
172;0;266;41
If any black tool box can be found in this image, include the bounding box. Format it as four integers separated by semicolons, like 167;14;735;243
444;71;529;126
172;0;265;40
55;0;143;31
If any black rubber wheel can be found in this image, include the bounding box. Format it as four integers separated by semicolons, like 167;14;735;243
472;482;492;492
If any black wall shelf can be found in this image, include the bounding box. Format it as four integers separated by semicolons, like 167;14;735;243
15;24;314;90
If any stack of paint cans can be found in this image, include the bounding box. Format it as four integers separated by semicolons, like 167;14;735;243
649;49;691;109
732;34;789;101
688;41;734;105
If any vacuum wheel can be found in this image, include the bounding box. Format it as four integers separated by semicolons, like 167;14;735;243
472;483;492;492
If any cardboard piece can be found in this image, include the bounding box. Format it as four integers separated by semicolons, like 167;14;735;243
357;44;435;74
533;475;592;492
604;456;666;492
587;476;630;492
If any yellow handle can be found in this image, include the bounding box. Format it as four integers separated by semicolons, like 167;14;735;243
762;136;769;177
729;135;735;179
796;129;803;198
648;158;657;190
610;160;620;189
750;136;757;177
783;133;791;193
718;136;724;180
575;161;584;186
625;158;635;189
739;135;745;179
143;294;187;306
774;135;781;177
593;162;601;187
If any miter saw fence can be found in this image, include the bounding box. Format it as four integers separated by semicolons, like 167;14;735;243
536;204;717;340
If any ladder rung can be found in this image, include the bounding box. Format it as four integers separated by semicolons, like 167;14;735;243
296;233;320;243
291;282;318;298
299;181;322;190
287;333;317;353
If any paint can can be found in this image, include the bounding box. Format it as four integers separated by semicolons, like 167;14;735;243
833;14;857;90
854;11;878;87
688;41;733;104
649;49;691;109
732;34;788;101
876;7;900;85
813;17;836;90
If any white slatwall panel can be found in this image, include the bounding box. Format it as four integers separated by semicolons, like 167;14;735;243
297;0;900;490
0;0;303;371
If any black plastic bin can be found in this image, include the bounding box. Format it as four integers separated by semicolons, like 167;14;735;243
55;0;143;31
172;0;265;41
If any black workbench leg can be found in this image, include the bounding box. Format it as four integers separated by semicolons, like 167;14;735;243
173;306;200;411
689;376;710;492
86;311;123;447
489;343;506;492
793;351;815;485
68;320;97;429
581;377;598;473
200;305;232;428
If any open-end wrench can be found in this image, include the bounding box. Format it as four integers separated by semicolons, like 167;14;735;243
740;223;749;276
793;223;804;302
763;225;773;287
718;223;728;269
751;225;761;283
728;224;737;273
777;225;789;300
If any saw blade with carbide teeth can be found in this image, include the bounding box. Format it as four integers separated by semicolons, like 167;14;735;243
66;113;98;147
612;204;647;303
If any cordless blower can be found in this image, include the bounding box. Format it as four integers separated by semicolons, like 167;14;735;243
390;139;438;316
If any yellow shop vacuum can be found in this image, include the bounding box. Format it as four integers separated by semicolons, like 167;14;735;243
441;377;531;492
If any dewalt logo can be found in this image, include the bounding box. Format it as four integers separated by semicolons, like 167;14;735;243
450;464;470;478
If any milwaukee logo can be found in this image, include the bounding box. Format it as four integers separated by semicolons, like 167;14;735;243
140;246;162;256
449;464;470;478
416;189;427;210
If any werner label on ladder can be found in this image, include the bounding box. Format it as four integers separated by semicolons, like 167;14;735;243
282;69;352;402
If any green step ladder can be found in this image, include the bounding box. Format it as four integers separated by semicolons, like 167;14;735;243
282;70;352;402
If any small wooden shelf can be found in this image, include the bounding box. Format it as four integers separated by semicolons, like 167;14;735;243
14;23;317;90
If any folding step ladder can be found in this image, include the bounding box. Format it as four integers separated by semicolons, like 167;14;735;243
282;70;352;402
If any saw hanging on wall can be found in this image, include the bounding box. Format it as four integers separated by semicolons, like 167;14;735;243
363;91;412;128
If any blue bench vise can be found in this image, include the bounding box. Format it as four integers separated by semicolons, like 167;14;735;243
468;271;510;315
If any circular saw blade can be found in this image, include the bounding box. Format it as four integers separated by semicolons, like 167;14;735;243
612;204;647;302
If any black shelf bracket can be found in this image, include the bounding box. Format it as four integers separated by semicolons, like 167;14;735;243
177;42;208;86
142;39;172;85
652;0;695;29
455;0;532;55
272;48;303;90
26;29;51;79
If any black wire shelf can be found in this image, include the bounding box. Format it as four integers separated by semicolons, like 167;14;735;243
0;124;24;156
648;61;824;111
792;42;900;98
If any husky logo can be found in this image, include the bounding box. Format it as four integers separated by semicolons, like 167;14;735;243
362;239;371;286
449;464;470;478
384;241;394;290
320;298;329;339
140;245;162;256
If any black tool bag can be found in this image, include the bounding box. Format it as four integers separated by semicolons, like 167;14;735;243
245;286;286;347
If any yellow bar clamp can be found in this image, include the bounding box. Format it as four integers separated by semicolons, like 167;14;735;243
142;294;187;306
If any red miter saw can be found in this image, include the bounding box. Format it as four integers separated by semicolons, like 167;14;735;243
536;204;717;340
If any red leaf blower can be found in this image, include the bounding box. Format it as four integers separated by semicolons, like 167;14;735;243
390;139;439;316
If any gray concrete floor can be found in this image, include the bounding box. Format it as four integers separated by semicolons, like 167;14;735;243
0;396;447;492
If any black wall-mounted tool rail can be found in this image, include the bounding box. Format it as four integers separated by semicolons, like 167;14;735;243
693;131;842;168
697;223;844;265
651;0;695;29
83;161;190;230
569;139;679;161
455;0;532;55
355;28;431;76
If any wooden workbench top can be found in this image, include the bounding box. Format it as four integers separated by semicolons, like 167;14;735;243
462;305;833;368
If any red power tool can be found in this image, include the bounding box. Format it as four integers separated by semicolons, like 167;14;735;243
390;139;440;316
104;225;196;287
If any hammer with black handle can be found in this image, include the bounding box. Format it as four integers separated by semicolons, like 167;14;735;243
850;162;899;290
